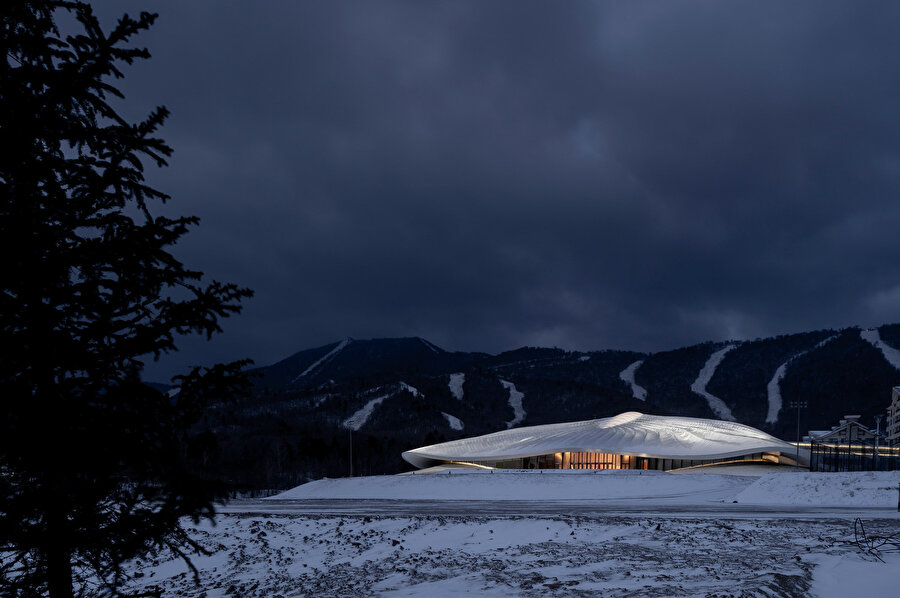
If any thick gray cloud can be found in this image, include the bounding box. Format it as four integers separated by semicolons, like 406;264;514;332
89;1;900;380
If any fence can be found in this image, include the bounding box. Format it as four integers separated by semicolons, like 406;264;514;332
808;439;900;472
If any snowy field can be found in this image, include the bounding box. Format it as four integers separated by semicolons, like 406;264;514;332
271;469;900;509
127;471;900;597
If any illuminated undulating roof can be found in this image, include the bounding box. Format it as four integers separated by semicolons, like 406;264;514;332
402;411;805;469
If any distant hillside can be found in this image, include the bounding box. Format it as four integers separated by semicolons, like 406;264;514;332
181;325;900;490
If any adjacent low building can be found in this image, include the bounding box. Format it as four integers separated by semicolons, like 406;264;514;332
805;415;876;444
887;387;900;448
402;411;807;472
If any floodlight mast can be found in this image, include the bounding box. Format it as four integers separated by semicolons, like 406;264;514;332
874;414;884;470
789;401;807;471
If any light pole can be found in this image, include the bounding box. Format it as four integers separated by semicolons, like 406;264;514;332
875;414;884;471
349;429;353;478
789;400;807;471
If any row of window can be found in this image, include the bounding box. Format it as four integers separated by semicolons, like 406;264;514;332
459;452;765;471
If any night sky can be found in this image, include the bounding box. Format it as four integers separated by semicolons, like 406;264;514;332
91;1;900;381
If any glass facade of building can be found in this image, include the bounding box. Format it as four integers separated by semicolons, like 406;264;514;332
455;451;771;471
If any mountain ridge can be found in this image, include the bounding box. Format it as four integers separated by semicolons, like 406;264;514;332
182;324;900;490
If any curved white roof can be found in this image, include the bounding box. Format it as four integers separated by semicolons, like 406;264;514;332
402;411;806;469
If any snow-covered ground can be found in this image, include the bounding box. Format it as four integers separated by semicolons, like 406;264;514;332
275;470;748;502
126;471;900;597
273;469;900;508
809;551;900;598
733;471;900;507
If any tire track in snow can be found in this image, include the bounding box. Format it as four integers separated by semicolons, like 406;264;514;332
766;334;839;424
691;345;738;421
860;328;900;370
500;380;526;429
619;360;648;401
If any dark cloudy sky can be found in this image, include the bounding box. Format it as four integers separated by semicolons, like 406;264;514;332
90;1;900;380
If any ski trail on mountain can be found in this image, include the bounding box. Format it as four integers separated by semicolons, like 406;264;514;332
500;380;526;429
766;334;839;424
441;412;464;431
860;328;900;370
343;392;391;431
342;382;422;431
619;360;647;401
419;337;441;354
691;345;738;421
448;373;465;400
293;338;351;382
399;381;423;398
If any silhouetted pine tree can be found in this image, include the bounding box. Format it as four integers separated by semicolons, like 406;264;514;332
1;2;252;596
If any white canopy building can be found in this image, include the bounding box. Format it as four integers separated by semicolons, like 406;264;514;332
402;411;807;472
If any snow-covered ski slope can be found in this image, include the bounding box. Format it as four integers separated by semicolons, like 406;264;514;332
292;337;351;382
398;381;423;398
861;328;900;370
448;373;465;400
342;391;392;431
690;344;737;421
499;379;526;428
342;382;423;431
766;334;839;424
441;412;464;431
619;359;647;401
419;337;442;354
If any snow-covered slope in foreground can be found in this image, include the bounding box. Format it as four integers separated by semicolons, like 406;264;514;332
274;470;900;508
809;552;900;598
733;471;900;507
126;491;900;598
275;470;748;502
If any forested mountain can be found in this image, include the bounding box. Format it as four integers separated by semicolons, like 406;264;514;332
179;325;900;490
